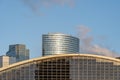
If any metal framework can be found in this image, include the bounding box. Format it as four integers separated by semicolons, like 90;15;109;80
0;54;120;80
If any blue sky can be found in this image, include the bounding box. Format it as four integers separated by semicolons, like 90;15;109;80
0;0;120;58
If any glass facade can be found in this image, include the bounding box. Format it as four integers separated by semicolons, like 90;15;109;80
6;44;29;62
1;54;120;80
42;33;79;56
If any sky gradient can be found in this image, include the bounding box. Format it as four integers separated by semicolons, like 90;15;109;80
0;0;120;58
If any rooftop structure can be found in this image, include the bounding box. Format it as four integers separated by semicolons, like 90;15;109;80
0;54;120;80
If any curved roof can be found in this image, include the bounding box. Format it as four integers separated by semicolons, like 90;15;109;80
43;33;78;39
0;54;120;72
46;33;71;36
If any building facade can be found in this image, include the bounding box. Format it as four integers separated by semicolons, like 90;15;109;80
6;44;29;62
42;33;79;56
0;56;9;68
0;55;16;68
0;54;120;80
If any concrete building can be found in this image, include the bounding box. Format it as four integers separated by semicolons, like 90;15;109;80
0;55;9;68
0;55;16;68
42;33;79;56
6;44;29;62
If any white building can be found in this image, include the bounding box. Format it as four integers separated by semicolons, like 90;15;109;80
0;55;16;68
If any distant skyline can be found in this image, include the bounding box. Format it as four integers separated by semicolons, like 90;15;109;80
0;0;120;58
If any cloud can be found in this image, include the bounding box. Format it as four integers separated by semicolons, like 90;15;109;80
22;0;74;14
77;25;118;57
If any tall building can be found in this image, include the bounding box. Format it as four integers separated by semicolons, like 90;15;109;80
6;44;29;62
42;33;79;56
1;33;120;80
1;54;120;80
9;56;16;64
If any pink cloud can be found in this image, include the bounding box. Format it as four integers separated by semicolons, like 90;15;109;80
77;25;118;57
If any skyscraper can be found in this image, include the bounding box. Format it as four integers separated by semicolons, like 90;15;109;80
42;33;79;56
6;44;29;62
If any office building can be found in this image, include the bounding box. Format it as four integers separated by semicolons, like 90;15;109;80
1;54;120;80
6;44;29;62
0;55;16;68
42;33;79;56
1;33;120;80
9;56;16;64
0;55;9;68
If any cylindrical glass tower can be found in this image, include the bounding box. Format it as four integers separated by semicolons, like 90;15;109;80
42;33;79;56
